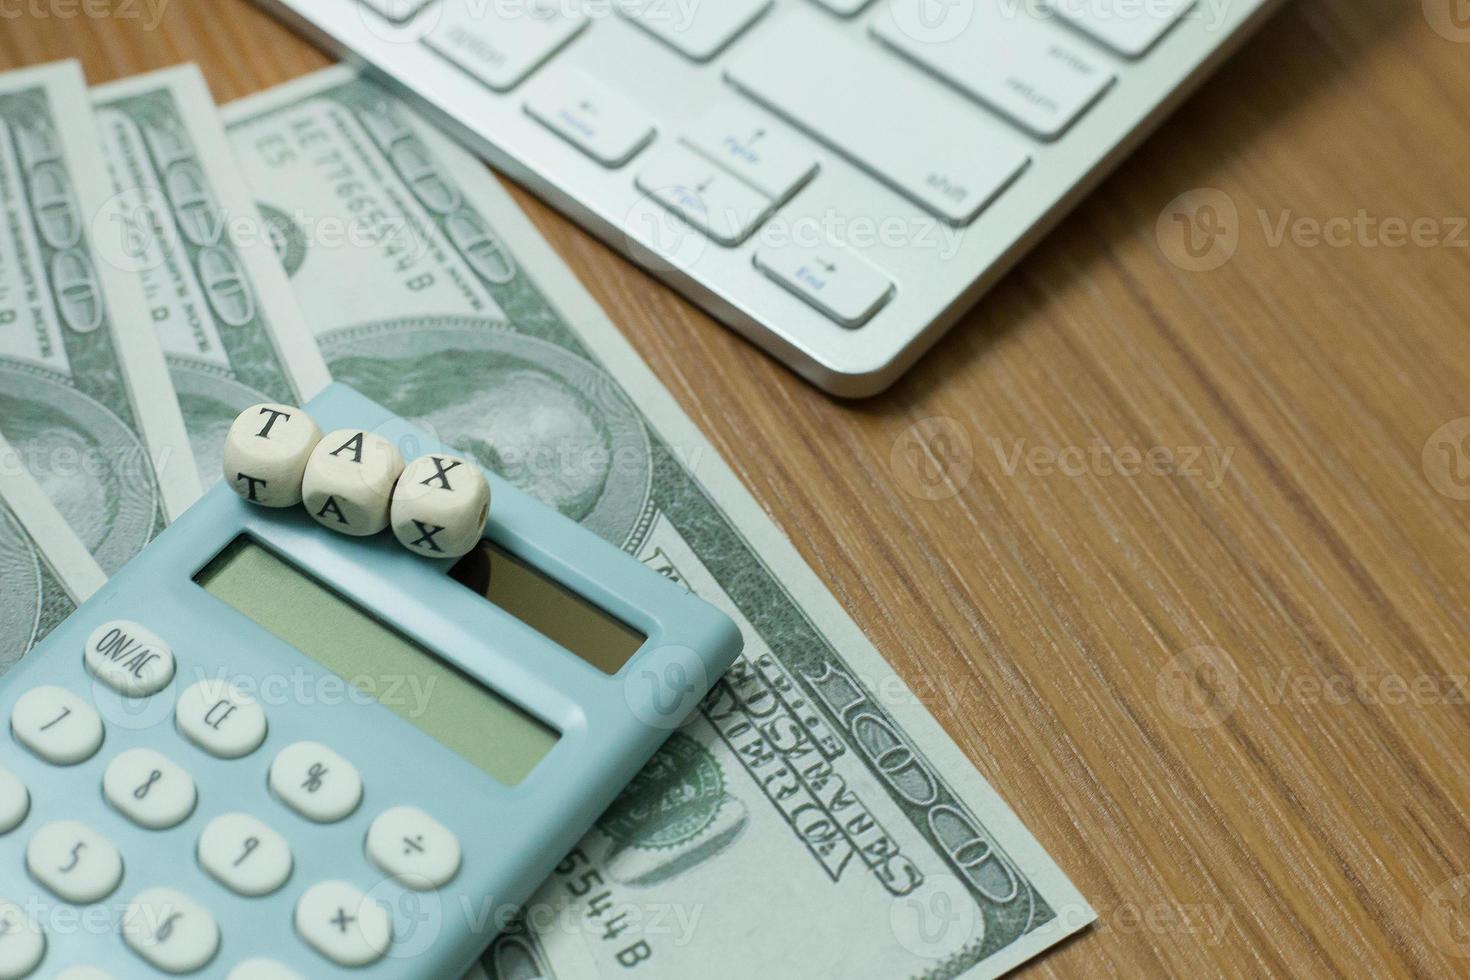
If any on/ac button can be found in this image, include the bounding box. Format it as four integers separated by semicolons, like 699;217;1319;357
83;619;175;697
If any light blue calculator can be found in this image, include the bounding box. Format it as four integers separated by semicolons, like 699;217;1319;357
0;384;742;979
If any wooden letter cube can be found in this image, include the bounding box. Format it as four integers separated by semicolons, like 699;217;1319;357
222;403;322;508
391;454;491;558
302;429;406;536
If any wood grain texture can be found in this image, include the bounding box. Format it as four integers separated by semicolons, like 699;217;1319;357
5;0;1469;974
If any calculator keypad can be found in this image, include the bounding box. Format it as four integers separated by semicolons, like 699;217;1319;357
0;765;28;834
121;887;220;974
269;741;362;823
175;680;267;759
83;620;175;698
10;686;103;765
294;880;392;967
25;820;123;904
52;967;111;979
0;897;45;979
198;813;293;897
367;805;462;890
102;748;197;830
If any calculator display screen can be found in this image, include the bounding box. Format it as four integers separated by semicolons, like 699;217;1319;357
196;538;558;787
448;541;646;675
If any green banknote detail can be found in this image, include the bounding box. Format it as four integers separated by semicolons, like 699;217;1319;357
0;86;164;575
230;77;1055;975
0;500;75;674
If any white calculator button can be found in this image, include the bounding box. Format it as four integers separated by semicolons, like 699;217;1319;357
53;969;112;980
198;813;293;897
295;881;391;967
269;742;362;823
0;897;45;980
0;765;29;834
11;686;103;765
102;748;197;830
121;887;219;974
227;960;302;980
175;680;267;759
83;620;175;697
26;820;124;904
366;806;462;890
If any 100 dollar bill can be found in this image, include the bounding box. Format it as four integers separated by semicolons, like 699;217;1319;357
0;60;198;576
92;64;330;496
0;430;105;672
224;67;1091;978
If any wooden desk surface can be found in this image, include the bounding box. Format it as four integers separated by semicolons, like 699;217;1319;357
6;1;1470;975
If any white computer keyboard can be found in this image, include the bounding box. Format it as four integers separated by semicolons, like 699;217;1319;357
253;0;1283;395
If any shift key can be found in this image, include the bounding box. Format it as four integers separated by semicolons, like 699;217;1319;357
724;7;1029;226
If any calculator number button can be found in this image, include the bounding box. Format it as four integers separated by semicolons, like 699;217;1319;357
122;887;219;974
0;765;29;834
11;686;103;765
367;806;462;890
176;681;267;759
0;897;44;980
102;748;197;830
83;620;175;697
26;820;123;904
198;813;292;897
269;742;362;823
227;960;301;980
295;881;391;967
53;969;111;980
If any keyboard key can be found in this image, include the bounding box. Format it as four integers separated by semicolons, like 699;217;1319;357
228;960;302;980
198;813;293;897
0;897;44;980
808;0;874;14
53;968;111;980
636;143;773;246
684;102;817;203
295;881;392;967
269;741;363;823
102;748;197;830
83;620;175;697
617;0;772;61
756;242;893;327
11;686;103;765
873;0;1115;140
0;765;28;834
367;806;462;890
425;0;587;92
725;7;1030;226
26;820;123;904
175;680;267;759
358;0;435;24
525;69;657;168
122;888;219;974
1046;0;1195;57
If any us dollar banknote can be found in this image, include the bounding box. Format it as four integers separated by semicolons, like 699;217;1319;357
224;67;1092;978
0;60;198;575
91;64;331;495
0;430;105;673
